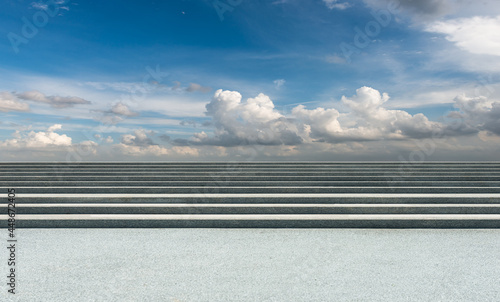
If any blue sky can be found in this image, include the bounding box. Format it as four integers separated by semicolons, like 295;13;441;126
1;0;500;161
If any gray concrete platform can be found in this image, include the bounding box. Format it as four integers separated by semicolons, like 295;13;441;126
1;229;499;301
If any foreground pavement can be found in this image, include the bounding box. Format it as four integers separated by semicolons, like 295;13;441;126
1;229;500;301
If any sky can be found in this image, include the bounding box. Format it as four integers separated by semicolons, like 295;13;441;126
0;0;500;161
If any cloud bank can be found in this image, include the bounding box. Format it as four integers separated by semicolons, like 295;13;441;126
177;87;488;148
1;86;499;160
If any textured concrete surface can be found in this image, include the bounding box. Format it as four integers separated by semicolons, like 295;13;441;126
3;162;500;228
1;229;500;301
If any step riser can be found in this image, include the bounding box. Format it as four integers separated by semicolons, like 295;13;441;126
2;176;500;181
6;188;500;193
4;170;500;174
4;181;500;186
12;197;500;204
13;206;500;214
10;219;500;228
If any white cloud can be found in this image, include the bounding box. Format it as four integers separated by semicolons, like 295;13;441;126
17;90;91;108
94;134;114;143
171;146;199;156
115;129;202;157
116;143;170;156
120;129;155;147
292;105;344;140
426;16;500;56
47;124;63;132
0;124;71;149
183;87;478;147
0;124;102;159
323;0;351;10
0;92;30;112
180;89;302;146
293;87;450;142
242;93;283;123
93;102;139;125
110;102;138;116
3;85;500;161
116;129;168;156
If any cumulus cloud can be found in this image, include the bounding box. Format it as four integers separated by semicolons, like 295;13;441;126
180;87;483;147
94;134;114;143
171;146;199;156
341;87;448;139
47;124;63;132
121;129;155;147
115;129;200;157
0;92;30;112
116;143;169;156
0;124;71;149
0;124;102;160
4;87;498;161
295;87;455;142
114;129;200;158
176;89;303;147
451;94;500;135
93;102;139;125
116;129;168;156
292;105;345;140
17;90;90;108
110;102;138;116
426;16;500;56
323;0;351;10
242;93;283;123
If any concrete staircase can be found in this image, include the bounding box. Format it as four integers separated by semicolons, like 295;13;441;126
3;162;500;228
